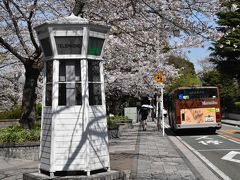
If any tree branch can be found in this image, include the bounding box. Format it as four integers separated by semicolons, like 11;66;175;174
9;0;27;19
3;0;30;56
0;61;18;69
184;0;208;30
0;36;26;63
27;0;41;57
141;0;191;35
10;0;41;60
130;0;136;16
72;0;85;17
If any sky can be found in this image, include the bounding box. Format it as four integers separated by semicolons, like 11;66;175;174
182;41;213;72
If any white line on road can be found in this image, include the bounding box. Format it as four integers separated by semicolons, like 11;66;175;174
197;149;240;152
165;124;231;180
221;151;240;164
218;135;240;144
176;136;231;180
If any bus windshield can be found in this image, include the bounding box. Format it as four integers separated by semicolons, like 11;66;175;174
177;88;218;100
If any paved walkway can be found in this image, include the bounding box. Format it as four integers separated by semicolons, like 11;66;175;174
0;157;38;179
109;121;197;179
222;118;240;127
135;122;196;179
2;118;240;179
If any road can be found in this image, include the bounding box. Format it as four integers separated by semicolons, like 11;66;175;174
168;123;240;180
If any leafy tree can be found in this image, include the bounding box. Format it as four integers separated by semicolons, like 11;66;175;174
210;0;240;81
201;70;222;87
200;70;240;111
168;74;201;92
167;55;195;75
166;55;201;92
207;1;240;111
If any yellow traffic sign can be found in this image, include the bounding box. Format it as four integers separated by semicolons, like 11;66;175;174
153;70;165;84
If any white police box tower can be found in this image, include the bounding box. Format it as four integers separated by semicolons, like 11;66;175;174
34;15;110;177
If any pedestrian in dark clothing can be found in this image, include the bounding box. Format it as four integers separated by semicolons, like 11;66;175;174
140;107;149;131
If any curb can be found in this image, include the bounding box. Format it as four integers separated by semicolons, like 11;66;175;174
221;121;240;127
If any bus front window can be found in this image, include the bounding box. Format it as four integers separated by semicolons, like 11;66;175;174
177;88;218;100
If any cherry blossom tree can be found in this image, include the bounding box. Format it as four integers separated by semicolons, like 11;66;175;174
0;54;24;111
77;0;221;113
0;0;221;126
0;0;73;128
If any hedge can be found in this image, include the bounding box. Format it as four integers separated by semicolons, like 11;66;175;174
0;121;41;144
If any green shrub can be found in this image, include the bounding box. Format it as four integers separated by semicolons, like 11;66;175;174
0;105;22;120
9;105;22;119
33;120;41;129
107;117;118;129
0;123;40;144
107;116;130;129
0;104;42;120
36;103;42;117
235;102;240;110
0;112;7;119
108;116;129;122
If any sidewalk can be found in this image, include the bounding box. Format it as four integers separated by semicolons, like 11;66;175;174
0;157;38;179
221;118;240;127
109;121;198;179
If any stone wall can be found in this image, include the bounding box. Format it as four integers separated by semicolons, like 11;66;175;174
0;143;39;160
0;119;19;129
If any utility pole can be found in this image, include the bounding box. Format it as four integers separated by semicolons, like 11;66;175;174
153;70;165;136
160;84;164;136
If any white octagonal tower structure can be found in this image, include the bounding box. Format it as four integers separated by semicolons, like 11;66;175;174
35;15;110;177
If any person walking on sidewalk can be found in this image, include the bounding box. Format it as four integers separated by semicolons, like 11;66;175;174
140;107;149;131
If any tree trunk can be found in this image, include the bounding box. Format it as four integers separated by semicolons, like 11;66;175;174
20;64;40;129
112;100;122;116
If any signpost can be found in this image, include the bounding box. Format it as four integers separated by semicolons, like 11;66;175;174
153;70;165;136
153;70;165;84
